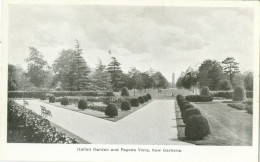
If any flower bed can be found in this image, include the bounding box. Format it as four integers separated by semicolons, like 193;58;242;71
7;100;78;143
227;103;245;110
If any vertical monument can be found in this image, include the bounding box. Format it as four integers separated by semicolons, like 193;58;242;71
172;73;175;88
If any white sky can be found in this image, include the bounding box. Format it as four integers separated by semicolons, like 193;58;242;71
8;5;255;82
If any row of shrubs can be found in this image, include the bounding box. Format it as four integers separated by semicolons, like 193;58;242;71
176;95;210;140
105;93;152;117
211;91;253;99
7;100;78;143
8;91;114;98
185;95;213;102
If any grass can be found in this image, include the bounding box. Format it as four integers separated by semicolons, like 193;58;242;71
175;101;252;145
41;100;152;122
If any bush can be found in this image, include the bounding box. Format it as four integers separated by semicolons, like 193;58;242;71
212;92;233;99
185;115;210;140
40;94;47;100
200;86;210;96
178;100;190;108
131;98;139;107
138;96;145;104
106;92;114;96
176;95;184;101
121;87;130;97
233;86;246;101
147;93;152;100
246;91;253;98
227;103;244;110
105;103;118;117
182;108;201;124
61;97;69;106
143;95;148;102
49;96;55;103
185;95;213;102
180;103;194;113
217;79;232;90
121;100;131;111
78;99;88;110
245;100;253;114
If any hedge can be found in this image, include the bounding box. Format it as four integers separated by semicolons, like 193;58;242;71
138;96;145;104
130;98;139;107
147;93;152;100
78;99;88;110
185;95;213;102
121;100;131;111
211;92;233;99
7;100;77;143
181;108;201;124
8;91;114;98
121;87;130;97
200;86;210;96
233;86;246;101
49;96;55;103
105;103;118;117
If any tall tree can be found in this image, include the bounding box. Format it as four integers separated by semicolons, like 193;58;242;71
92;59;112;91
25;47;51;88
107;57;123;91
222;57;240;83
243;71;253;91
182;67;198;90
151;72;169;91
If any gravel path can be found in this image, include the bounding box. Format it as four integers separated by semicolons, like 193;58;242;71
16;99;192;145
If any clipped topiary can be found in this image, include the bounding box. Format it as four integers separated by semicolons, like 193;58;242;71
176;95;184;101
121;100;131;111
200;86;210;96
121;87;130;97
49;96;55;103
143;95;148;102
138;96;145;104
105;103;118;117
233;86;246;101
131;98;139;107
185;115;210;140
78;99;88;110
147;93;152;100
180;103;194;113
178;100;190;108
61;97;69;105
40;94;47;100
182;108;202;124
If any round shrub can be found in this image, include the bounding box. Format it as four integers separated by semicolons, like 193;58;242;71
176;95;184;101
131;98;139;107
49;96;55;103
178;101;190;108
121;100;131;111
185;115;210;140
147;93;152;100
233;86;246;101
180;103;194;113
40;94;47;100
105;103;118;117
121;87;130;97
78;99;88;110
138;96;145;104
182;108;202;124
61;97;69;106
143;95;148;102
200;86;210;96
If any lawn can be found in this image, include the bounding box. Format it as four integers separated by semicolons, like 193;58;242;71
41;100;152;122
176;101;252;145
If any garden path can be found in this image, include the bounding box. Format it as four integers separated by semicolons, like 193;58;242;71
16;99;192;145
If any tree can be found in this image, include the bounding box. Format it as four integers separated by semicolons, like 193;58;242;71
198;60;223;90
232;73;244;88
8;64;19;91
176;76;184;88
25;47;51;88
107;57;123;91
92;59;112;90
151;72;169;91
182;67;198;89
222;57;240;83
243;71;253;91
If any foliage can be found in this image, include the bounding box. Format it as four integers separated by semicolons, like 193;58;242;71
185;115;210;140
217;79;232;90
7;100;77;143
107;57;123;91
182;108;202;124
181;67;198;89
180;103;194;113
143;95;148;102
233;86;246;101
138;96;145;104
222;57;240;83
200;86;210;96
61;97;69;106
78;99;88;110
121;100;131;111
130;98;139;107
150;72;169;90
211;92;233;99
121;87;130;97
231;73;244;88
185;95;213;102
243;71;253;91
40;94;47;100
246;91;253;98
105;103;118;117
244;99;253;114
49;96;55;103
227;103;245;110
146;93;152;100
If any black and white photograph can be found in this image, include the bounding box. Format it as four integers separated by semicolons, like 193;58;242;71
0;0;259;162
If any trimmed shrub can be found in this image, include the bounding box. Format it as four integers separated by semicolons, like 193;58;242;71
131;98;139;107
185;115;210;140
227;103;244;110
180;103;194;113
233;86;246;101
200;86;210;96
212;92;233;99
121;100;131;111
40;94;47;100
49;96;55;103
246;91;253;98
121;87;130;97
143;95;148;102
182;108;201;124
178;101;190;108
147;93;152;100
105;103;118;117
138;96;145;104
78;99;88;110
176;95;184;101
185;95;213;102
61;97;69;106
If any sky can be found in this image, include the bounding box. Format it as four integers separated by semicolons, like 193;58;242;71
8;5;255;82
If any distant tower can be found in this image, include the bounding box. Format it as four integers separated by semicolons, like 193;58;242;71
172;73;175;88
